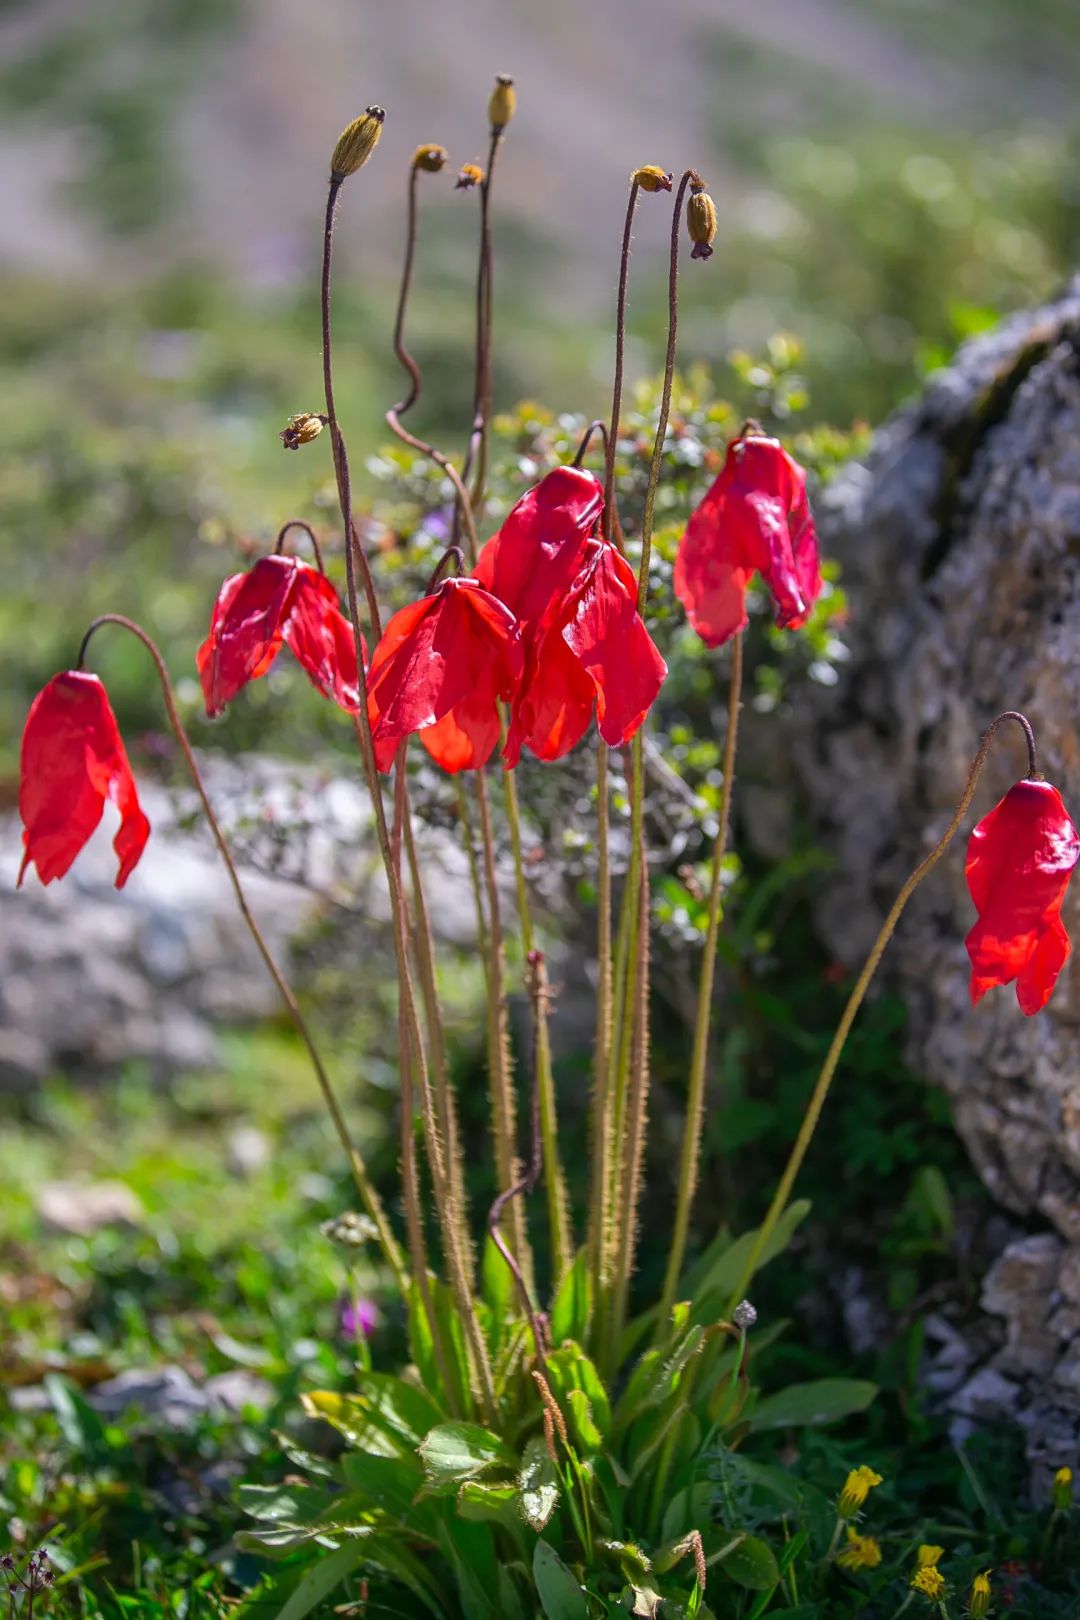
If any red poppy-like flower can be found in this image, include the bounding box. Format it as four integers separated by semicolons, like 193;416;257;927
197;556;365;718
474;465;604;626
505;537;668;764
674;431;822;648
366;577;524;773
966;779;1080;1015
18;671;151;889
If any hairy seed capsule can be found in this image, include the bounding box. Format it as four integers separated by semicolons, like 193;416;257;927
632;165;673;193
413;144;448;173
330;105;385;180
455;162;485;191
489;74;516;132
280;412;327;451
687;179;717;261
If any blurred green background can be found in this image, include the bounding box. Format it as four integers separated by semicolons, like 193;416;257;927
4;4;1080;1609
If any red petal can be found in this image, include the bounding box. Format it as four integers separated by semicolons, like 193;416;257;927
474;466;603;628
420;689;503;772
19;671;150;889
281;566;366;711
562;542;667;747
367;579;523;773
197;556;297;716
965;779;1080;1010
506;624;596;764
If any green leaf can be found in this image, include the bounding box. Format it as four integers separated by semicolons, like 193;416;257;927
518;1435;560;1531
566;1388;603;1454
747;1378;878;1432
544;1345;611;1439
44;1374;111;1460
409;1276;472;1418
354;1372;444;1447
238;1483;333;1526
438;1521;500;1619
272;1544;362;1620
481;1234;514;1338
418;1422;516;1491
456;1479;523;1539
550;1249;591;1347
691;1202;811;1323
341;1452;427;1522
715;1535;779;1591
533;1539;588;1620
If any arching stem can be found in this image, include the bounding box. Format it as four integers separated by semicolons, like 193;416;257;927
75;613;406;1291
274;520;325;572
725;710;1040;1311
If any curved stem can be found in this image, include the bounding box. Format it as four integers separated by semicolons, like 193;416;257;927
724;710;1036;1312
321;179;495;1419
391;164;424;417
489;950;550;1366
573;419;608;469
462;126;504;522
603;180;640;543
636;170;693;614
386;409;481;565
658;633;743;1326
274;520;325;573
76;614;406;1290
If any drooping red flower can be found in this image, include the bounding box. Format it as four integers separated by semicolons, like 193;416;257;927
473;465;604;626
366;577;524;773
18;671;151;889
965;779;1080;1015
674;431;822;648
197;555;365;717
505;537;668;764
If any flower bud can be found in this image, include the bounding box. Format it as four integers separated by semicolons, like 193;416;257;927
911;1567;946;1600
280;412;327;451
413;144;448;174
455;162;485;191
837;1465;883;1520
632;165;673;193
968;1571;991;1617
687;177;717;261
330;105;385;180
1052;1465;1073;1510
732;1299;757;1330
489;74;516;132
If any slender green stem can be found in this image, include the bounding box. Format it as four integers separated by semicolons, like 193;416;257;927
502;768;571;1280
588;742;614;1314
76;614;407;1291
657;632;743;1327
725;711;1038;1312
455;779;491;973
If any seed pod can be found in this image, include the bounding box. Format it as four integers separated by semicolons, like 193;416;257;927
280;412;327;450
632;165;673;193
968;1572;992;1618
687;178;717;261
455;162;485;191
489;74;516;132
413;144;448;173
330;105;385;181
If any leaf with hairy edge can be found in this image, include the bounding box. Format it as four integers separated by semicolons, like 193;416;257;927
747;1378;878;1432
550;1248;591;1346
533;1539;588;1620
418;1421;516;1491
518;1435;560;1530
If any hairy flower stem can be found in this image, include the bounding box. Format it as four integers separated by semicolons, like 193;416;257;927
75;614;406;1290
587;742;614;1314
502;766;572;1280
462;126;504;522
321;177;495;1418
489;950;550;1366
602;179;640;544
658;632;744;1328
455;780;491;972
474;770;531;1281
726;710;1039;1311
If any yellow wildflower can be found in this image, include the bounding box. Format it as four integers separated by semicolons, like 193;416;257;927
968;1569;992;1617
917;1545;945;1568
838;1465;884;1519
1052;1465;1073;1510
455;163;484;192
837;1529;882;1571
912;1565;947;1600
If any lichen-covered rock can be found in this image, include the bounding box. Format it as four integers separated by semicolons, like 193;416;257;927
792;278;1080;1473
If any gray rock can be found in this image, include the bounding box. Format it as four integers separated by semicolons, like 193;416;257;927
87;1364;274;1429
36;1179;145;1235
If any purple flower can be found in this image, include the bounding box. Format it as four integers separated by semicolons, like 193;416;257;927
340;1295;378;1339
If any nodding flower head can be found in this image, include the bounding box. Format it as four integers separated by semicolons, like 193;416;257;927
18;671;151;889
686;175;717;260
632;165;673;193
489;74;516;131
413;144;448;174
837;1530;881;1572
280;412;327;450
455;162;485;191
331;104;385;180
837;1465;883;1520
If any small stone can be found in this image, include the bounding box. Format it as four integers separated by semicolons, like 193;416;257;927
37;1180;145;1236
226;1125;272;1178
88;1365;207;1429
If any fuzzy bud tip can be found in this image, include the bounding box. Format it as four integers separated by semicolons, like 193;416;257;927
455;162;485;191
732;1299;757;1330
331;105;385;181
632;165;673;194
413;144;448;174
687;181;717;261
280;412;327;451
489;74;516;132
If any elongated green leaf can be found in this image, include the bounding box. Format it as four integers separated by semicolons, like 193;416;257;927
544;1345;611;1438
44;1375;110;1460
692;1202;811;1323
747;1378;878;1432
438;1521;499;1619
341;1452;427;1522
566;1388;603;1454
533;1540;588;1620
354;1371;444;1446
457;1478;521;1533
550;1249;591;1347
518;1435;560;1530
715;1534;779;1591
238;1482;333;1525
418;1421;516;1490
273;1544;362;1620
